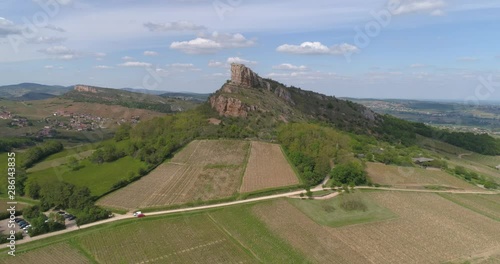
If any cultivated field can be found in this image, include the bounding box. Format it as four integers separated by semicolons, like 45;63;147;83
366;162;479;189
254;192;500;263
98;140;249;210
0;243;91;264
208;205;308;263
77;214;255;264
440;193;500;221
240;141;299;193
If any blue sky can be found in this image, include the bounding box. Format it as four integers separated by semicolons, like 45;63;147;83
0;0;499;100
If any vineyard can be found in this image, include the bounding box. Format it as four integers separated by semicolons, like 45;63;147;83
0;243;91;264
240;141;300;193
440;193;500;221
253;192;500;263
366;162;479;190
97;140;249;210
77;214;254;264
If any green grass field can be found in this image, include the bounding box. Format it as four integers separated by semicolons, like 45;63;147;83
288;192;397;227
27;149;95;173
27;156;147;196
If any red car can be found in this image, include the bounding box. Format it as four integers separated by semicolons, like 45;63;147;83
137;213;146;218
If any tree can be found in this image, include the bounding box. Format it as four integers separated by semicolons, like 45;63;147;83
330;161;367;186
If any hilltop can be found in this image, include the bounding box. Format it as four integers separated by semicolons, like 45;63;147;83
63;85;200;113
209;64;380;135
0;83;71;100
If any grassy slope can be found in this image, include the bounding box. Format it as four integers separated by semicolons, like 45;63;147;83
288;193;397;227
27;156;147;196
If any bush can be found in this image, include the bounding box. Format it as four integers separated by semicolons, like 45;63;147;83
340;195;367;212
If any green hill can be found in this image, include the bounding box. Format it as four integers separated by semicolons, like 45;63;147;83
62;84;201;113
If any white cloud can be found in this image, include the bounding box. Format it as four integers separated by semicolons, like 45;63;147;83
95;65;113;69
170;32;255;54
168;63;201;71
38;45;81;60
122;56;134;61
276;41;358;55
45;24;65;32
44;65;54;69
227;57;257;65
118;61;152;67
27;36;66;44
272;63;308;71
392;0;446;16
0;17;22;37
144;21;206;32
143;51;159;56
170;38;221;54
208;60;224;67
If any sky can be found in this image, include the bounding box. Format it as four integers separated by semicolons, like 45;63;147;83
0;0;500;101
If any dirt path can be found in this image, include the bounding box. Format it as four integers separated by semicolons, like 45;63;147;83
458;153;473;159
354;186;499;194
2;186;497;249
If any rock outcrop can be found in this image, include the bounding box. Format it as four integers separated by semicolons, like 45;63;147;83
74;85;98;93
210;63;293;117
230;63;270;89
210;95;255;117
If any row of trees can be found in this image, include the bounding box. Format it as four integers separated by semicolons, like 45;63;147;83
23;141;63;168
0;137;35;152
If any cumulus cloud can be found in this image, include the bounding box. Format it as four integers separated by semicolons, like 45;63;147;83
208;60;224;67
38;45;81;60
0;17;22;37
170;32;255;54
95;65;113;69
392;0;446;16
143;51;159;56
227;57;257;65
122;56;134;61
144;21;206;32
276;42;358;55
272;63;308;71
118;61;152;67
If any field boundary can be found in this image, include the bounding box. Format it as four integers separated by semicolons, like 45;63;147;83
236;141;252;193
279;145;304;185
207;213;261;262
438;193;500;222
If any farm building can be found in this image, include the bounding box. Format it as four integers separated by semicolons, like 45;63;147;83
412;157;434;164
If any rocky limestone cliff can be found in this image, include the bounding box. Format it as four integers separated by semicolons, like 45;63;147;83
209;95;257;117
230;63;270;89
74;85;98;93
210;64;294;117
